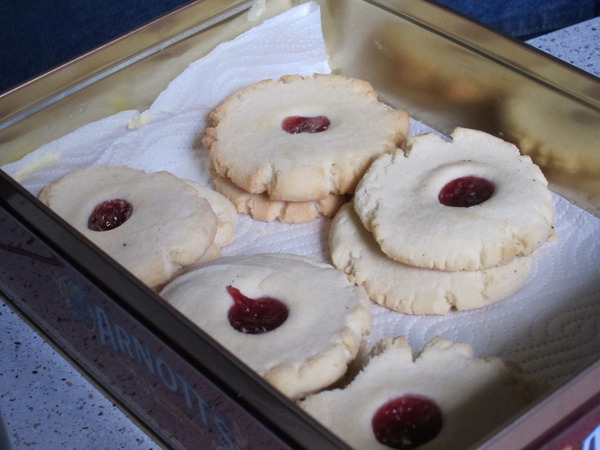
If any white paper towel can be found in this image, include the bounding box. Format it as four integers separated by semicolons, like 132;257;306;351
2;2;599;388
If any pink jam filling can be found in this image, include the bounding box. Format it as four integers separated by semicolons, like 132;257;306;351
87;199;133;231
371;394;443;449
438;176;495;207
226;286;289;334
282;115;330;134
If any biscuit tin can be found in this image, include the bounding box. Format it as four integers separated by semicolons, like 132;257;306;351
1;1;599;448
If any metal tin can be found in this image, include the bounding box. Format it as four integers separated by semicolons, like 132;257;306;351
1;1;599;448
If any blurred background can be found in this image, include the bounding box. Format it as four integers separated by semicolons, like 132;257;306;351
0;0;598;93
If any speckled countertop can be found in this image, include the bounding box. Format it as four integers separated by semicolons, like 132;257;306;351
1;15;598;450
527;17;599;76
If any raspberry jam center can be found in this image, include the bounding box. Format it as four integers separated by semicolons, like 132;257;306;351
226;286;289;334
438;176;495;207
88;199;133;231
282;115;330;134
371;395;443;449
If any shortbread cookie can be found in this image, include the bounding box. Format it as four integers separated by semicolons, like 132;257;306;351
203;74;409;202
213;173;345;223
38;166;218;288
299;336;535;450
354;128;555;271
330;203;536;314
160;253;372;400
183;179;237;246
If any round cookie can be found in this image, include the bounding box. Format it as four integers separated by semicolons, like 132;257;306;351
299;336;535;450
213;173;346;223
38;166;218;288
159;253;372;400
353;128;555;271
202;74;409;202
330;203;536;314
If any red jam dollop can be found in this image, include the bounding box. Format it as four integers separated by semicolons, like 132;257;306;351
438;176;495;207
371;394;443;449
88;199;133;231
282;115;330;134
226;286;289;334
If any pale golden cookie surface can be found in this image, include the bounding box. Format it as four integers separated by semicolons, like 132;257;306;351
203;74;409;202
160;253;372;400
39;166;218;288
354;128;555;271
330;203;536;314
299;336;535;450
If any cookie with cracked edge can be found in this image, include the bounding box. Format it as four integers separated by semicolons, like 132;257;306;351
299;336;538;449
160;253;372;400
